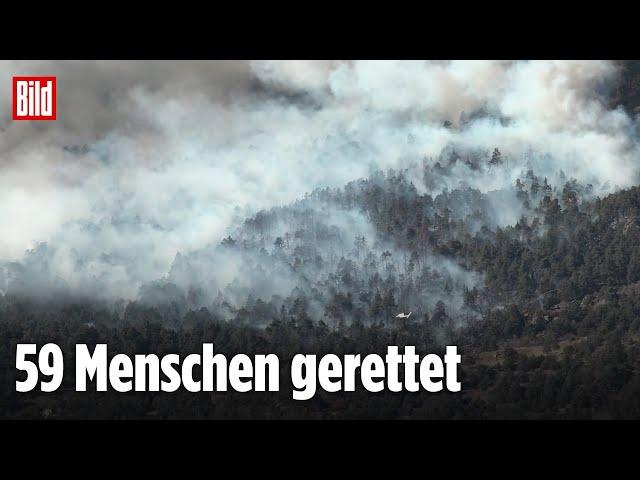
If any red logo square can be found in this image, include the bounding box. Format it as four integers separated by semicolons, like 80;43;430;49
12;76;57;120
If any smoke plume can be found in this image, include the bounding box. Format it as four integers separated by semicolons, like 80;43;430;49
0;60;637;302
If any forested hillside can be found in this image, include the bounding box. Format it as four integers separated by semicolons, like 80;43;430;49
3;60;640;419
4;156;640;419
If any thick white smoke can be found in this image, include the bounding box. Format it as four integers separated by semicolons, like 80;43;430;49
0;60;637;300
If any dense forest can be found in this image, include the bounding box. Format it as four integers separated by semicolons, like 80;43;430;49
4;157;640;418
2;60;640;420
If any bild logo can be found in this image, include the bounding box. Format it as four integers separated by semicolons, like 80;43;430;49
12;76;57;120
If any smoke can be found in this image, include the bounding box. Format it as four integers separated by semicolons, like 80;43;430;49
0;60;637;302
140;197;482;325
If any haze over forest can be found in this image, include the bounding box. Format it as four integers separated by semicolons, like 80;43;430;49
1;61;638;314
3;60;640;419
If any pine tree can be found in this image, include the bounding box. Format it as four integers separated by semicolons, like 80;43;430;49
489;148;503;166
